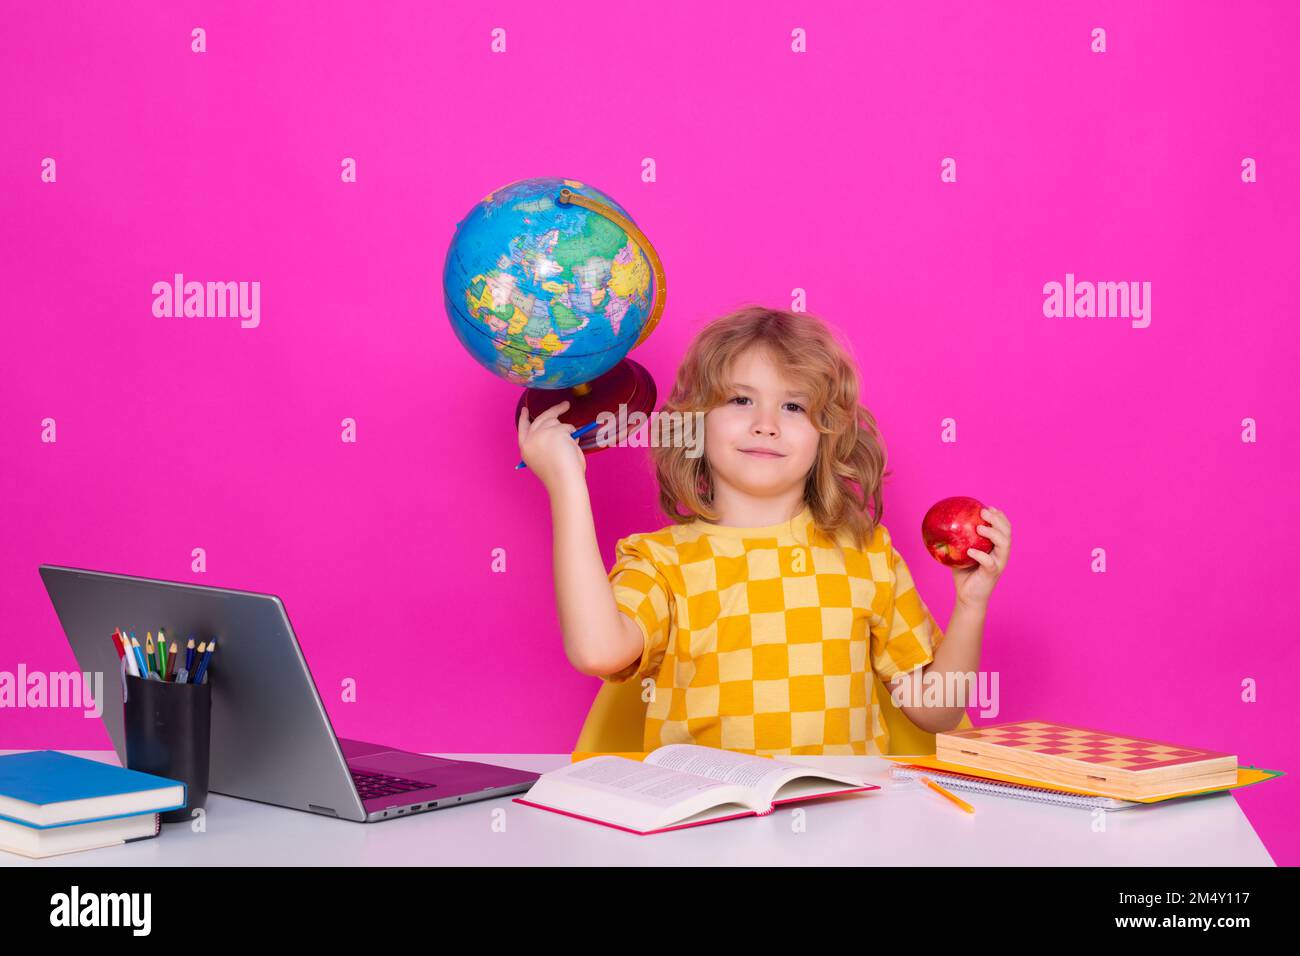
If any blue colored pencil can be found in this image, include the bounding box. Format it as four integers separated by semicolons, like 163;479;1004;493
192;640;216;685
129;634;149;677
515;420;600;471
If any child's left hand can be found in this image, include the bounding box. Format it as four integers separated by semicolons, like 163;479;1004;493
951;506;1012;612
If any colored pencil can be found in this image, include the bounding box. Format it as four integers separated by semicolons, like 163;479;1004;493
919;774;976;813
120;633;139;678
186;643;206;684
515;420;600;470
166;642;178;681
193;640;216;685
130;636;148;677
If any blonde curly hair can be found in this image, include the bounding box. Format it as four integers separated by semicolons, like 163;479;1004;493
650;305;891;552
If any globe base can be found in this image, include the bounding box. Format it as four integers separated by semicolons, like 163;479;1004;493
514;359;658;453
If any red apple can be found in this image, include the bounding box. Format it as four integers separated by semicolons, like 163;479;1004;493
921;496;993;569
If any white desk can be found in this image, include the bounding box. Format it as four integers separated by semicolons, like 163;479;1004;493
2;750;1275;866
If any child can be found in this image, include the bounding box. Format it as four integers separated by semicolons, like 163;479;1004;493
517;305;1011;756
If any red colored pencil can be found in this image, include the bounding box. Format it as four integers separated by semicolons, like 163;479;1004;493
110;629;126;660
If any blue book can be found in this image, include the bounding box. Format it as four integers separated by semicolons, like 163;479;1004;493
0;750;186;829
1;811;162;859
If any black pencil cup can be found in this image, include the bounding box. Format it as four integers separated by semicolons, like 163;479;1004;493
123;673;211;824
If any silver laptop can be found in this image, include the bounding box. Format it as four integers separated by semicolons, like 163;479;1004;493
39;565;539;822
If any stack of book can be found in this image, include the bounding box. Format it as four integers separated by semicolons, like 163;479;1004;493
0;750;186;859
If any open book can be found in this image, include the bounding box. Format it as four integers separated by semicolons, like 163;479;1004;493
513;744;877;835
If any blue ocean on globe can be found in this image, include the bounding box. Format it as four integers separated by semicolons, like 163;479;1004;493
443;177;656;389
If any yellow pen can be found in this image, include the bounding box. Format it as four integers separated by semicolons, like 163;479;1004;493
919;774;976;813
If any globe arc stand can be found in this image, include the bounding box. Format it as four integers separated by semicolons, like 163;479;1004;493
511;187;666;454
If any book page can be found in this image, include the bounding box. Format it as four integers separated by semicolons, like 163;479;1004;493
645;744;868;803
549;757;740;806
527;757;753;832
770;776;866;804
645;744;798;788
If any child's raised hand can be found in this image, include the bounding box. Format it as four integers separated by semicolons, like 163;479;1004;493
517;400;587;491
951;506;1012;612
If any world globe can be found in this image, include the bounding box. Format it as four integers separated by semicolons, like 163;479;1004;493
443;177;662;389
442;177;664;449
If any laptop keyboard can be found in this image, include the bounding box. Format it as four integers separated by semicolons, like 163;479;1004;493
352;770;434;800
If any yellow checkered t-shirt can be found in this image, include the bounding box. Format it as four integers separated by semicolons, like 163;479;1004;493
603;504;946;756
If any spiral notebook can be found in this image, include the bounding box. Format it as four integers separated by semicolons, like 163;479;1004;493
888;765;1142;810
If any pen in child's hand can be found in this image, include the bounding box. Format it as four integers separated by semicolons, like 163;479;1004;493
515;420;600;470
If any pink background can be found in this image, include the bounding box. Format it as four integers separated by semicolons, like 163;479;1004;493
2;1;1296;862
